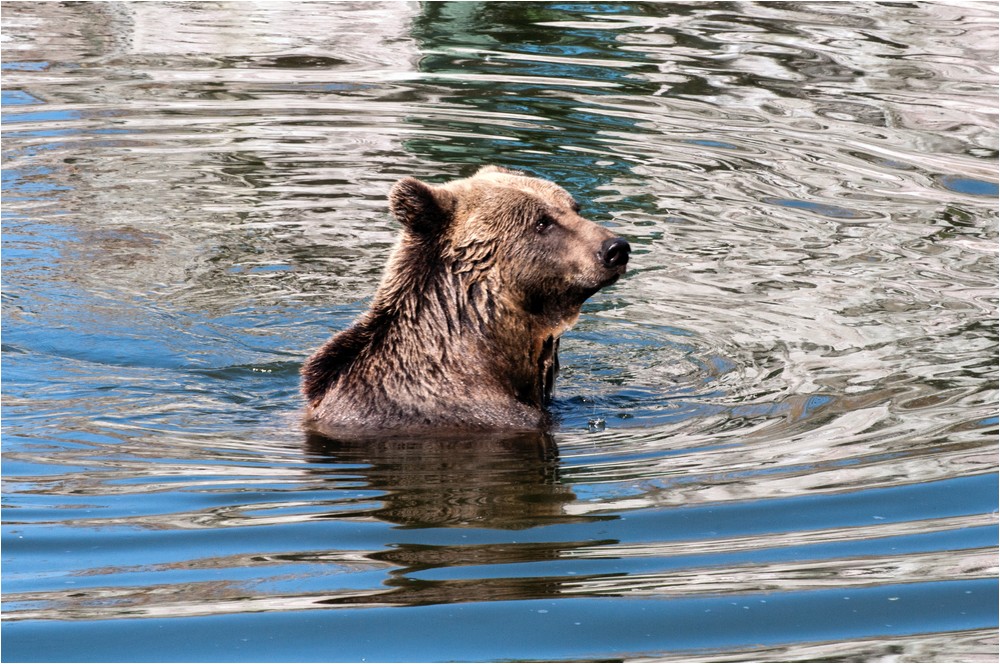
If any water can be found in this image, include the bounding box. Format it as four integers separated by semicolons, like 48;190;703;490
2;1;997;661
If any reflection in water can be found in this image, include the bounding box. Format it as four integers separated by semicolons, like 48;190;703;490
405;1;655;194
304;430;618;609
2;1;997;662
304;430;574;529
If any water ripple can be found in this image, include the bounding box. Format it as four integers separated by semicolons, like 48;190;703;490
2;1;997;662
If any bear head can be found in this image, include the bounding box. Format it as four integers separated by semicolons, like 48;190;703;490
386;165;630;337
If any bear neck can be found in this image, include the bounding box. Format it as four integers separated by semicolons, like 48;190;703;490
370;254;574;413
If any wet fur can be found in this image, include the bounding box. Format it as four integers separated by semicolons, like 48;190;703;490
302;166;623;432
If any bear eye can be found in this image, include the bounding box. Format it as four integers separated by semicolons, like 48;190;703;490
535;216;554;233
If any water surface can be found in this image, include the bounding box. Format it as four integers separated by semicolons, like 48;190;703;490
2;2;998;662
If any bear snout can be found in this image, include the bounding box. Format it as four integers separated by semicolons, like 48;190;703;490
599;237;631;270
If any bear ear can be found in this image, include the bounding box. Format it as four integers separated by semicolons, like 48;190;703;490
475;165;526;178
389;177;455;237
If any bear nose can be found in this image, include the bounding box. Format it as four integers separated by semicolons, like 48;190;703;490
600;237;631;269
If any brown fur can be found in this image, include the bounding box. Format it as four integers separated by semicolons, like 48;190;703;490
301;166;628;432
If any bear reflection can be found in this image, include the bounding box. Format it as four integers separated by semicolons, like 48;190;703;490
304;430;575;529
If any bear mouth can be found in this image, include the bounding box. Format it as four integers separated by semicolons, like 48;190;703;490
577;268;623;300
599;272;621;290
599;265;626;288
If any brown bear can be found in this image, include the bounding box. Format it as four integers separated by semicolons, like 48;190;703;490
301;166;630;432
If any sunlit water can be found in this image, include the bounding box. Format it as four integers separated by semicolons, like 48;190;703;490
2;2;998;662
